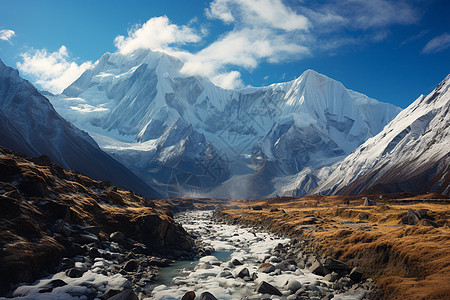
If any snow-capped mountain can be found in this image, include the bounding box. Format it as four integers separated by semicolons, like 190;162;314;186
309;74;450;196
48;49;401;198
0;59;160;198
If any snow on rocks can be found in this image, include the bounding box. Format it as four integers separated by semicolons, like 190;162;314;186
149;210;374;299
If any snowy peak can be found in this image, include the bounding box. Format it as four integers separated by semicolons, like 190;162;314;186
47;49;401;198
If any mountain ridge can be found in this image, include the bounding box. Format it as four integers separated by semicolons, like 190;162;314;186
0;59;161;198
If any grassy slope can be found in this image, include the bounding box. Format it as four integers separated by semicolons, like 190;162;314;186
215;194;450;299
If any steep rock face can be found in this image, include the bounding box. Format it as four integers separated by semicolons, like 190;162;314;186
0;146;193;294
0;59;160;198
49;49;400;198
313;75;450;196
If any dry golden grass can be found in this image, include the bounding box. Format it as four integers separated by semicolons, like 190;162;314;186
216;194;450;299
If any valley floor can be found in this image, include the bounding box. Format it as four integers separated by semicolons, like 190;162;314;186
212;193;450;299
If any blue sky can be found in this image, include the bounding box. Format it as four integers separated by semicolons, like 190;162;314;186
0;0;449;108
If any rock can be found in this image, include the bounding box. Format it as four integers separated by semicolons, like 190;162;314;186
107;289;139;300
65;267;86;278
252;205;263;210
103;288;121;299
256;281;282;296
258;263;276;273
89;247;101;258
123;260;138;272
60;258;75;270
198;291;217;300
309;260;329;276
324;271;339;282
237;267;250;279
270;208;280;212
422;219;438;227
285;278;302;293
401;208;431;225
231;258;243;266
181;291;196;300
349;267;363;283
38;279;67;293
323;258;348;272
110;231;126;242
362;197;376;206
218;271;233;278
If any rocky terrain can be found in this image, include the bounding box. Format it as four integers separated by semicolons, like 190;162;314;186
0;146;193;297
214;193;450;299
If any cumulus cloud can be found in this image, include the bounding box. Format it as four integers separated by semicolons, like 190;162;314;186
114;1;310;89
0;29;15;44
114;16;201;55
422;33;450;54
206;0;309;31
17;46;94;94
181;0;310;88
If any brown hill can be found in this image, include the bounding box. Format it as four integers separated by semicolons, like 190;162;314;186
0;146;193;295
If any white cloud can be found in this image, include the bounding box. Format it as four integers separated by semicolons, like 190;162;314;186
206;0;309;31
0;29;15;44
17;46;94;94
179;0;310;88
422;33;450;54
114;16;201;55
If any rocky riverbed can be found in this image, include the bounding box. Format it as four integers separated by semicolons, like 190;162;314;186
3;210;374;299
152;210;374;299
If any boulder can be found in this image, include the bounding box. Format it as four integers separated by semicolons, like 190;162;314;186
107;289;139;300
285;278;302;293
65;267;86;278
362;197;376;206
231;258;243;266
252;205;263;210
123;260;138;272
38;279;67;293
349;267;363;282
309;260;329;276
258;263;276;273
110;231;126;242
256;281;282;296
181;291;196;300
237;267;250;279
199;291;218;300
323;258;348;272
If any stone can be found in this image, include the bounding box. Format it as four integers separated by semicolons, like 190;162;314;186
181;291;196;300
110;231;126;242
349;267;363;283
231;258;243;266
270;208;280;212
324;271;339;282
107;289;139;300
258;263;276;273
323;258;348;272
309;260;329;276
237;267;250;279
256;281;282;296
422;219;438;227
65;267;86;278
198;291;217;300
362;197;376;206
38;279;67;293
285;278;302;293
218;271;233;278
123;260;138;272
252;205;263;210
60;258;75;270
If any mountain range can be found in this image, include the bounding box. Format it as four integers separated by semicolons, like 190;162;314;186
46;49;401;198
1;48;448;198
0;59;160;198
